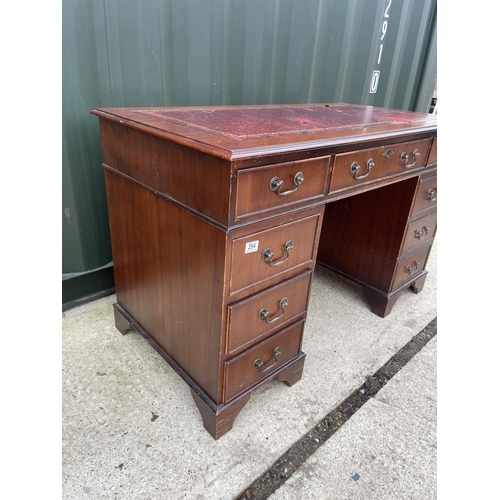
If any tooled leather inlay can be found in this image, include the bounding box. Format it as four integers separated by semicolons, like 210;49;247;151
134;104;427;141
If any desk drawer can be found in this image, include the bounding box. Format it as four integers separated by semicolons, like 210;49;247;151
411;174;437;217
392;243;432;290
226;270;312;356
223;320;304;403
229;212;321;295
235;156;329;221
427;137;437;166
329;138;432;193
401;211;437;255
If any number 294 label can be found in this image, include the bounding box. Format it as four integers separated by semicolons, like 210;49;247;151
245;241;259;254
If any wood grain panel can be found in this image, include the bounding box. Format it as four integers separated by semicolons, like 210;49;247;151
104;169;226;402
99;119;232;226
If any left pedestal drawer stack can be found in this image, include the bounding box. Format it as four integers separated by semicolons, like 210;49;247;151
101;139;324;438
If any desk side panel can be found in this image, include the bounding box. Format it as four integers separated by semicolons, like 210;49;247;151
98;118;232;226
105;170;226;402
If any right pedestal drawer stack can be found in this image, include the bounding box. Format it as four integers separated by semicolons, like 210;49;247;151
317;138;437;318
391;170;437;301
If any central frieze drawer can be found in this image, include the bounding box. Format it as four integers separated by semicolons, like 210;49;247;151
226;270;313;356
223;320;304;403
229;212;321;296
329;138;432;193
235;156;330;221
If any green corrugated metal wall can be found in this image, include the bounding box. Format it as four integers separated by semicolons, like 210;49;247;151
62;0;437;309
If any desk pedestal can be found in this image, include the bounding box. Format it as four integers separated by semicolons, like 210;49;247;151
317;176;436;317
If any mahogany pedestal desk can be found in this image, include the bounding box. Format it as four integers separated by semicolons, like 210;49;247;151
91;104;437;439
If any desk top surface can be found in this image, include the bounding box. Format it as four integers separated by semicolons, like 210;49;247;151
92;103;437;160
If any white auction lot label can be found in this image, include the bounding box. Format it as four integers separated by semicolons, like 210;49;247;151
245;240;259;254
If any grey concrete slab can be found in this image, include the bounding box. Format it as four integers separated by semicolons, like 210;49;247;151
62;241;436;499
269;338;437;500
375;337;437;422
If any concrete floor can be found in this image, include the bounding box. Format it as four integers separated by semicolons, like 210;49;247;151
269;336;437;500
62;241;436;499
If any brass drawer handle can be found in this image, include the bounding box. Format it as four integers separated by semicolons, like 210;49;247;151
261;240;293;267
405;260;420;275
350;158;374;180
258;297;288;324
414;225;430;240
400;149;420;168
426;188;437;202
269;172;304;196
253;347;282;373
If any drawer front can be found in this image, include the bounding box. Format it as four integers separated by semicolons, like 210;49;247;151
329;138;432;193
401;211;437;256
223;320;304;403
427;137;437;165
226;270;312;356
392;243;432;290
411;174;437;217
229;212;321;296
235;156;330;221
